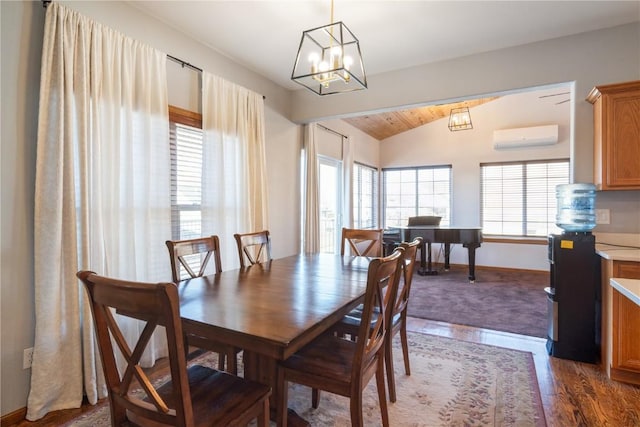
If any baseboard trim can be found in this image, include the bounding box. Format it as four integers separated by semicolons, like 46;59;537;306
433;262;548;275
1;407;26;426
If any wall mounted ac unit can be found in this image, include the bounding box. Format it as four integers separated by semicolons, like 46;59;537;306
493;124;559;149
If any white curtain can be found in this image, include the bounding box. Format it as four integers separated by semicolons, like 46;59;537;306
28;3;171;420
303;123;320;253
201;72;269;269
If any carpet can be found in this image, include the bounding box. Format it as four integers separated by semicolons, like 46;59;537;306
67;332;546;427
408;265;548;338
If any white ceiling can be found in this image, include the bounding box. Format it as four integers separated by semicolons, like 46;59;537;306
127;1;639;91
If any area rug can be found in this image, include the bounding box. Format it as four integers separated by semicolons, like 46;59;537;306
67;332;546;427
408;265;548;338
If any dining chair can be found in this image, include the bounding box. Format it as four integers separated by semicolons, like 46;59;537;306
233;230;272;268
276;248;405;427
166;235;222;282
77;270;271;427
332;237;421;402
341;227;384;257
166;235;241;375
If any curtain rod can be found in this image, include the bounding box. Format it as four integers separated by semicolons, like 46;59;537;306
167;54;203;74
167;54;265;100
318;124;347;139
41;1;265;100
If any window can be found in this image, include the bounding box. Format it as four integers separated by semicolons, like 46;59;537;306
480;159;569;237
169;106;203;241
353;162;378;229
382;166;452;227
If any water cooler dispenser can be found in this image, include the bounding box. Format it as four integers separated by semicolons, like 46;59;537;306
545;184;600;363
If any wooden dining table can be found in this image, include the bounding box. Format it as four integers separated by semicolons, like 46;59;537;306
177;253;372;426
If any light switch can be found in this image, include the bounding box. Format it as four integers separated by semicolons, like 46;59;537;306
595;209;610;224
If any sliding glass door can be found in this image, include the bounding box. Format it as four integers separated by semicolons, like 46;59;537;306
318;156;343;253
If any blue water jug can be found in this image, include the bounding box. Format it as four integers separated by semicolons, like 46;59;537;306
555;183;596;232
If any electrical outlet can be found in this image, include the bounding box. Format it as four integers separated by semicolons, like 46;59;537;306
23;347;34;369
595;209;610;224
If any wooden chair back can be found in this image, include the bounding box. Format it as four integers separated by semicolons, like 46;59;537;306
166;235;222;282
407;216;441;226
77;271;196;426
276;248;404;427
78;270;271;427
341;227;384;257
354;248;404;383
393;237;422;322
234;230;272;268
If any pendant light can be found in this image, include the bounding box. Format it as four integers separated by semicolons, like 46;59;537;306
291;0;367;95
448;107;473;131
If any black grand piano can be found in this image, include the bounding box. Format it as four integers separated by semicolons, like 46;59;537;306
389;226;483;282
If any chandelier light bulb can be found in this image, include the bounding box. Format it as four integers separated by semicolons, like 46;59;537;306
343;55;353;68
308;52;320;64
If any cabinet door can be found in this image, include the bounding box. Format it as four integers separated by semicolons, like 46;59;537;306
588;81;640;190
611;288;640;381
610;260;640;385
604;89;640;188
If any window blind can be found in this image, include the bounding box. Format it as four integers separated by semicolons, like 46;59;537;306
480;159;569;236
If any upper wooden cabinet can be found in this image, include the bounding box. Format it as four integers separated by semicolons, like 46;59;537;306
586;80;640;190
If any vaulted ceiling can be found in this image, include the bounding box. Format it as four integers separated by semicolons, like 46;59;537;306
343;97;500;140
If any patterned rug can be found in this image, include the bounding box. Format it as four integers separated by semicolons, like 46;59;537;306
67;332;546;426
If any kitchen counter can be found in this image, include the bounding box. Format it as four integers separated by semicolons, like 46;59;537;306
610;278;640;307
594;232;640;262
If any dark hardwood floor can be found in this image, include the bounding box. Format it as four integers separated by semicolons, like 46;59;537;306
7;318;640;426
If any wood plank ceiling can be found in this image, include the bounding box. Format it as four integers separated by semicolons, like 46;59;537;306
343;97;499;140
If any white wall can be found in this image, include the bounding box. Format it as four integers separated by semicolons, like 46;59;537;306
319;118;381;168
1;0;43;417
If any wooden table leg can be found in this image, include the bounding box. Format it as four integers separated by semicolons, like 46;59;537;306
243;350;310;427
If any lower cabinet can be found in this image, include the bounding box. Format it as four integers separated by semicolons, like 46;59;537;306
601;259;640;385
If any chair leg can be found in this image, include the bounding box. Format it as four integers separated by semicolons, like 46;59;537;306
350;390;364;427
400;323;411;375
312;388;321;409
258;398;270;427
385;335;397;403
375;356;390;427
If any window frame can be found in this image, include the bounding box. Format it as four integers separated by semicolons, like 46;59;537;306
480;158;570;238
382;165;452;228
169;105;203;241
352;161;379;229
